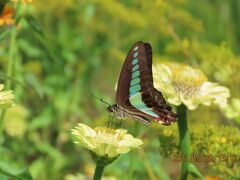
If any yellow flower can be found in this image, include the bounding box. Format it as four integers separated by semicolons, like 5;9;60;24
0;84;14;108
153;63;230;110
4;105;28;138
71;123;143;158
0;5;14;26
64;173;117;180
64;174;85;180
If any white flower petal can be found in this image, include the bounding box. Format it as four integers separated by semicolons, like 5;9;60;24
153;64;172;84
153;63;230;110
71;124;143;158
119;134;143;147
167;95;182;106
71;129;95;149
199;82;230;108
0;86;14;108
71;123;98;150
181;96;200;110
153;64;176;97
76;123;96;137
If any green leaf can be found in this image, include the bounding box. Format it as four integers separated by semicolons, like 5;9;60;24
0;168;26;180
188;163;204;180
29;107;53;130
24;73;44;99
15;169;33;180
148;151;171;180
25;15;44;36
25;16;57;62
0;29;9;41
29;158;45;179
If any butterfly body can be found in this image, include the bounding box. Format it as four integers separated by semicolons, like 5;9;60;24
110;41;177;126
107;104;150;124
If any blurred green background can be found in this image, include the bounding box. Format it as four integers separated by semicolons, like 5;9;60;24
1;0;240;179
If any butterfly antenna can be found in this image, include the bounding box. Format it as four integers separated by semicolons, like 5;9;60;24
91;94;111;106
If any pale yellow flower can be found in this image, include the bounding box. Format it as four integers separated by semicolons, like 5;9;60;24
64;173;117;180
64;174;85;180
71;123;143;158
0;84;14;108
4;105;28;138
153;63;230;110
0;6;14;26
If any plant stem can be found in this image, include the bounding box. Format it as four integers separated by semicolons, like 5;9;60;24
139;150;158;180
93;165;105;180
0;20;17;135
6;25;17;90
177;104;191;180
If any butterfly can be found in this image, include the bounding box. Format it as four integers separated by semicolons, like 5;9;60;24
107;41;177;125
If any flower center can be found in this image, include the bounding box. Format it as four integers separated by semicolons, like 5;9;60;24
171;65;207;97
94;127;124;144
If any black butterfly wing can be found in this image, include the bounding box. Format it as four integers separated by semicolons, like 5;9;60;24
116;41;177;125
116;41;142;106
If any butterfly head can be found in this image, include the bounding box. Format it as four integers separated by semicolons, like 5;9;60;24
107;104;117;113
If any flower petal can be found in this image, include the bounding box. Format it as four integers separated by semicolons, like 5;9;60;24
119;134;143;148
153;63;230;110
199;82;230;108
76;123;96;137
71;123;97;150
180;95;200;110
71;124;143;158
167;95;182;106
153;64;176;97
0;88;15;108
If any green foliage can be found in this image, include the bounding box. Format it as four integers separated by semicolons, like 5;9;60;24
159;124;240;178
225;98;240;124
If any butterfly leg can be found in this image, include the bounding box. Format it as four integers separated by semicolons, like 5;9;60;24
107;115;115;128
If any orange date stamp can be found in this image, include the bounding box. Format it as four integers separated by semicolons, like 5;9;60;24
170;153;240;163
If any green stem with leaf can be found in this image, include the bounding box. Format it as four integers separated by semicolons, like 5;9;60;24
93;165;105;180
177;105;204;180
177;104;191;180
